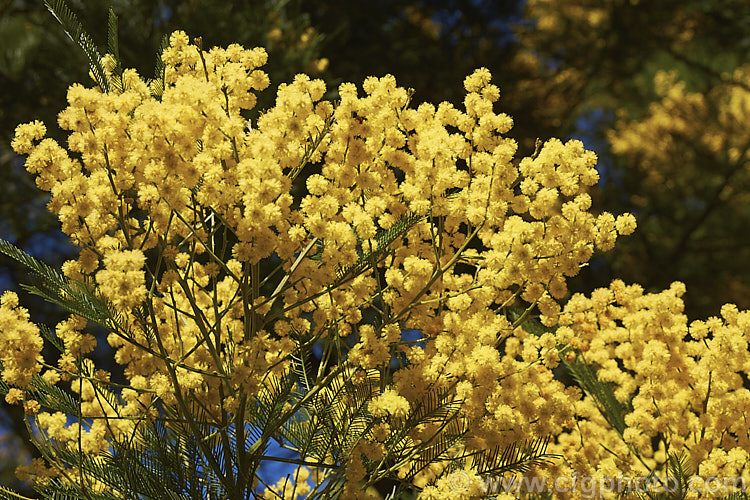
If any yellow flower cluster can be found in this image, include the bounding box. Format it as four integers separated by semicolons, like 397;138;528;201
0;291;43;388
8;32;640;494
369;388;410;419
540;281;750;498
260;466;314;499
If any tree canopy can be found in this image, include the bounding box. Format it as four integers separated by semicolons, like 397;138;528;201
2;0;750;495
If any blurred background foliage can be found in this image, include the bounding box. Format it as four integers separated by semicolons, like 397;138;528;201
1;0;750;493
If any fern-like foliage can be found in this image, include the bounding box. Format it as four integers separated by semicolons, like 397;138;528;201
0;486;36;500
44;0;109;93
395;386;466;479
632;452;692;500
28;398;239;499
106;9;123;93
287;326;318;394
562;356;630;436
333;211;425;288
105;416;225;499
631;452;748;500
506;303;632;439
471;436;559;476
0;239;121;331
723;493;750;500
505;305;549;335
147;33;170;98
0;360;79;416
664;452;693;500
28;372;80;416
280;368;378;468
